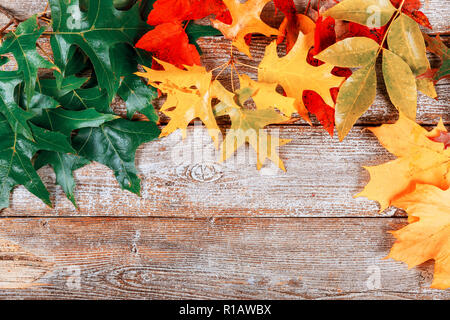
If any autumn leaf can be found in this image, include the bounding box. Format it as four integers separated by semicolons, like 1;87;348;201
214;91;291;171
259;31;345;123
356;115;450;212
422;34;450;83
323;0;396;27
211;0;278;57
146;0;229;25
238;74;297;117
136;22;202;68
137;59;222;147
390;0;432;29
388;184;450;290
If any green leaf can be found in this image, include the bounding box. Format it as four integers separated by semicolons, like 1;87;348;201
323;0;396;27
30;123;76;154
72;119;160;195
387;14;429;76
113;44;158;121
0;117;51;209
315;37;379;68
39;77;111;113
35;151;90;207
382;49;417;120
49;0;149;101
186;23;222;54
32;108;118;135
0;71;34;140
336;63;377;141
0;16;57;105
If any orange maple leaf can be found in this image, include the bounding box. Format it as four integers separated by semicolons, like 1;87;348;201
356;115;450;212
388;184;450;289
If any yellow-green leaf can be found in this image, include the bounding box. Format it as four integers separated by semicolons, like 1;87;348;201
315;37;379;68
323;0;396;27
336;63;377;141
387;14;430;76
416;78;437;99
382;49;417;120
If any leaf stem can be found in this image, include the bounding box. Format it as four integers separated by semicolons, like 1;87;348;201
376;0;406;56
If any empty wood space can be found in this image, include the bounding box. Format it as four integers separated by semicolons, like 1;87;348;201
0;0;449;299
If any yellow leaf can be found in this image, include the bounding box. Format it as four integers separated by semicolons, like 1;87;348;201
136;59;221;147
211;0;278;57
388;184;450;290
356;115;450;211
258;32;345;123
215;92;290;171
238;74;297;117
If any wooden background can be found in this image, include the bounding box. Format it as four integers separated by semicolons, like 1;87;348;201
0;0;449;299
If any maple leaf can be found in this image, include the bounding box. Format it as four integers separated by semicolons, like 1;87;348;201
422;34;450;83
214;91;291;171
356;115;450;212
0;16;57;107
388;184;450;290
343;22;387;45
146;0;229;25
303;90;336;136
259;31;345;123
136;22;202;69
211;0;278;57
136;59;222;147
390;0;432;29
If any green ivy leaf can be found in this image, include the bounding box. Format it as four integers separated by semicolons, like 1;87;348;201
382;49;417;120
186;23;222;54
72;119;160;195
0;16;57;105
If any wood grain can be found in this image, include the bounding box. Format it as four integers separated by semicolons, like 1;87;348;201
3;125;417;218
0;217;448;299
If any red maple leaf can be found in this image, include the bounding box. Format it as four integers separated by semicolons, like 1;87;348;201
146;0;229;25
430;131;450;149
344;22;387;45
136;22;201;69
303;90;336;136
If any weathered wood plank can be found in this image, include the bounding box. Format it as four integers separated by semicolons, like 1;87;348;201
1;0;448;34
0;217;448;299
3;125;439;217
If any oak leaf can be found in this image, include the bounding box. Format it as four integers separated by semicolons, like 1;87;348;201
211;0;278;57
356;115;450;212
259;31;345;123
388;184;450;289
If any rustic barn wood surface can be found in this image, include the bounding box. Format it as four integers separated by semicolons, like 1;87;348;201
0;0;449;299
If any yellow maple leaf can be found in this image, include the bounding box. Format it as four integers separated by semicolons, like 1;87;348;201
136;59;221;147
214;90;291;171
388;184;450;290
211;0;278;57
238;74;297;117
356;115;450;212
258;31;345;123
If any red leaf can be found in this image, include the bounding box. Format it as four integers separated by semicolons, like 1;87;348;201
275;0;302;52
303;90;335;136
390;0;432;29
147;0;228;25
430;131;450;149
136;22;200;69
345;22;387;45
313;16;336;55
